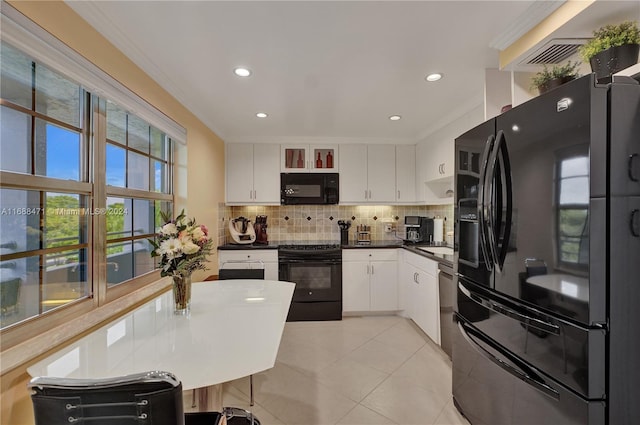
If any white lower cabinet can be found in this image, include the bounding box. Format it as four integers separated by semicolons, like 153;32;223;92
342;249;398;313
217;249;279;281
401;251;440;344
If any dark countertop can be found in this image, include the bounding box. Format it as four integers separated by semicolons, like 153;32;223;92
341;240;404;249
218;243;278;250
402;244;454;267
218;240;453;267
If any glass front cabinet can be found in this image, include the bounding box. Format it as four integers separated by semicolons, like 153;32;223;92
281;144;338;172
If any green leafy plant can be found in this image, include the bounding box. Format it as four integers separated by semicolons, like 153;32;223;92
530;61;581;91
579;20;640;61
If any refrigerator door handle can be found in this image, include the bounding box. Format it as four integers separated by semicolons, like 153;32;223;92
495;130;513;269
631;209;640;237
485;130;504;272
457;320;560;400
629;153;639;182
478;134;496;271
459;281;561;336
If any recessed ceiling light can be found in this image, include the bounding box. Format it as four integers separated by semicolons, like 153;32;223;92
425;73;443;82
256;112;268;118
389;115;402;121
234;67;252;77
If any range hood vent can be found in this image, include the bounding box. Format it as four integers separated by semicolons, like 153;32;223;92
520;38;590;65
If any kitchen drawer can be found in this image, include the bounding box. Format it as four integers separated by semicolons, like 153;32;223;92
218;250;277;264
403;250;437;276
343;249;397;262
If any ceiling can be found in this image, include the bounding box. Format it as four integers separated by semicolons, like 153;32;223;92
65;1;637;144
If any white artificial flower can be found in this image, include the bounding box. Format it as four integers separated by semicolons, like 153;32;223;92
191;226;205;241
160;222;178;236
182;240;201;255
159;237;182;258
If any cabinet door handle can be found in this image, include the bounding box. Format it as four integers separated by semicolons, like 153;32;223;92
397;190;400;200
364;190;368;200
249;190;253;199
631;209;640;237
368;190;372;199
371;264;374;275
367;264;370;274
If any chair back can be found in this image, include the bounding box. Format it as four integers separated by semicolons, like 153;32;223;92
218;260;265;280
28;371;184;425
524;258;547;277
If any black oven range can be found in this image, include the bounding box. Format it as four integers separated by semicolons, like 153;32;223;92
278;244;342;321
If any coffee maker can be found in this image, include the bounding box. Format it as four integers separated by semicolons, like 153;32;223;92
254;215;268;245
403;216;434;244
229;216;256;244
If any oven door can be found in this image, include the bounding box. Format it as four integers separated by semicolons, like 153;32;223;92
279;259;342;302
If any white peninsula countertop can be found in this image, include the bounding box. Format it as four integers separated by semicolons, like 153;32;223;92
27;280;295;391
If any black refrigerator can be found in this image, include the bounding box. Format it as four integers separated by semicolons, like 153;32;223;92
452;73;640;425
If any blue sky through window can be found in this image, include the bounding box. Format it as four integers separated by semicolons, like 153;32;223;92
106;143;125;187
46;124;80;180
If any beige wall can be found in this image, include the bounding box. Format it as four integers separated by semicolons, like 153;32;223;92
2;2;225;423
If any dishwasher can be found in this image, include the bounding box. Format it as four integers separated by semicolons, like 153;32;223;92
437;262;455;359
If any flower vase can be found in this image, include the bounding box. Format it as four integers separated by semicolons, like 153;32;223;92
172;274;192;315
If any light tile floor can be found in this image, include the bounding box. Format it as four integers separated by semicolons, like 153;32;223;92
187;316;470;425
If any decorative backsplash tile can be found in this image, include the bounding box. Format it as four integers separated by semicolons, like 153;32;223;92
218;204;454;244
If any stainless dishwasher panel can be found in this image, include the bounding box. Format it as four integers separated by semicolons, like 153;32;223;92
438;262;455;359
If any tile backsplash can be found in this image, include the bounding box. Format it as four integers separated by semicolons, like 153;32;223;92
218;203;453;245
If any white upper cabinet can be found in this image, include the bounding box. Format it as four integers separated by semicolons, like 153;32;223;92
226;143;280;205
340;144;396;203
367;145;396;202
339;144;368;202
415;104;484;204
395;145;416;203
281;144;338;172
421;137;454;183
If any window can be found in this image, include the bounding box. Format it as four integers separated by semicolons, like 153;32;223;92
556;153;589;269
1;42;90;328
0;40;173;332
105;103;173;287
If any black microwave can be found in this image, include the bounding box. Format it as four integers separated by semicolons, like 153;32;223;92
281;173;339;205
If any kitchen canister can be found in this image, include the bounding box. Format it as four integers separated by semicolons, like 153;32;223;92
433;217;444;243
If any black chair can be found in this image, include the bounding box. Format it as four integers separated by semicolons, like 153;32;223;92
218;260;265;281
28;371;216;425
28;371;259;425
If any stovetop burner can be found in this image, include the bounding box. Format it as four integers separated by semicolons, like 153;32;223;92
278;244;341;251
276;240;341;250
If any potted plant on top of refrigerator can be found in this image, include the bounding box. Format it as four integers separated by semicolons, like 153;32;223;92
530;61;581;95
579;20;640;81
